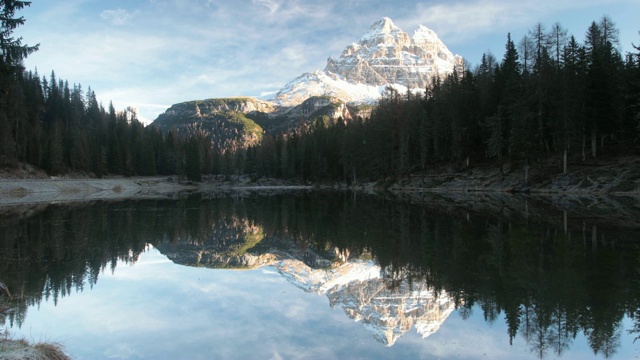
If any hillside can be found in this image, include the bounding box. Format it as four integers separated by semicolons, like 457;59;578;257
152;98;270;149
151;96;369;146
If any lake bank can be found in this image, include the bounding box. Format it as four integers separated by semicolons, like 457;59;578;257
0;177;195;206
1;155;639;206
383;155;640;196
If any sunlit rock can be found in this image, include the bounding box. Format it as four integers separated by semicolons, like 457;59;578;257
274;17;464;106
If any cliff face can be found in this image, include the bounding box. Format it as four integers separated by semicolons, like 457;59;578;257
280;96;353;121
151;98;268;149
273;17;463;106
325;17;463;89
276;258;456;346
157;98;275;121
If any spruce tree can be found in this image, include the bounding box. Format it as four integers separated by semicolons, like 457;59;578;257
185;137;201;182
0;1;38;76
0;0;38;164
484;34;521;174
628;33;640;138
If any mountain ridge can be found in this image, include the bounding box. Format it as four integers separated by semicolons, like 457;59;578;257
152;17;463;147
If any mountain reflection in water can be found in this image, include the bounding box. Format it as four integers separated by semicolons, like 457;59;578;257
0;191;639;359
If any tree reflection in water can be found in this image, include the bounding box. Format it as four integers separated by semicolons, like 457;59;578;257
0;192;639;358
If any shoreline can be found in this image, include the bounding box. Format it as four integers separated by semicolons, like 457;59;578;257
0;177;195;206
1;160;639;206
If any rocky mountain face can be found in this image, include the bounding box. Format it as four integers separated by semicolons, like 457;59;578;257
152;98;268;150
151;96;362;146
326;18;463;89
276;258;456;346
273;17;463;106
155;228;456;346
152;17;462;146
154;216;271;269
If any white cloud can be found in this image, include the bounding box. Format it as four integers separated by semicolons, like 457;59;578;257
251;0;333;23
280;43;307;63
104;343;142;359
100;8;137;26
253;0;280;14
403;0;632;45
259;90;278;98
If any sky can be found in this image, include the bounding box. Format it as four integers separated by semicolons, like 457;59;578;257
15;0;640;124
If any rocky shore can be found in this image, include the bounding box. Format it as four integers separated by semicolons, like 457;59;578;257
1;154;639;207
0;176;196;206
384;156;640;196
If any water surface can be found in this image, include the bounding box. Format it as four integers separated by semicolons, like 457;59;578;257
0;192;638;359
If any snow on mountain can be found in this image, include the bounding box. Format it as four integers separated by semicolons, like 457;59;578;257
273;17;463;107
273;70;410;107
275;258;456;346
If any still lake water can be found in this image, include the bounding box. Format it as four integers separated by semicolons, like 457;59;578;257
0;191;639;359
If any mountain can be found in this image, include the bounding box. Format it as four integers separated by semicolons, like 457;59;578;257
152;98;270;149
276;259;456;346
155;229;456;346
273;17;464;106
151;17;462;145
151;96;368;148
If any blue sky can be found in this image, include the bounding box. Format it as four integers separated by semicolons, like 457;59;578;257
16;0;640;123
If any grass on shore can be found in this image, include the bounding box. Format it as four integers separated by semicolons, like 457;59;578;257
0;331;70;360
0;281;70;360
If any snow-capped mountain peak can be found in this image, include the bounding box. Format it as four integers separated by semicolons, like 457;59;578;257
412;24;439;41
274;17;463;106
359;17;409;47
368;16;398;34
276;258;456;346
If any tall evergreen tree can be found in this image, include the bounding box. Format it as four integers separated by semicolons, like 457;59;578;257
484;33;521;174
0;0;38;164
0;1;38;76
584;18;624;156
185;137;201;182
630;34;640;134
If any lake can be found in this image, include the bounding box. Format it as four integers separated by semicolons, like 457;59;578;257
0;191;639;359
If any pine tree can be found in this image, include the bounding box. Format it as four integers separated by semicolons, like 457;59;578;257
184;137;200;182
634;35;640;122
557;36;587;171
626;32;640;141
584;18;624;157
0;1;38;76
483;34;521;174
0;1;38;165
